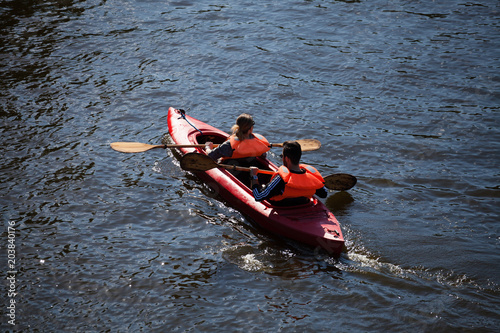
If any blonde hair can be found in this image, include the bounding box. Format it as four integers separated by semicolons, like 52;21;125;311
231;113;255;140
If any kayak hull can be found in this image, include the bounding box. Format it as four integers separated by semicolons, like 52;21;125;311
167;107;344;254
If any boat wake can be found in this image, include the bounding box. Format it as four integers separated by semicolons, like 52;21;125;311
221;244;268;272
220;237;499;297
339;242;500;295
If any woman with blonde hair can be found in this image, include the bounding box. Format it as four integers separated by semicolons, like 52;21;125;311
206;113;270;161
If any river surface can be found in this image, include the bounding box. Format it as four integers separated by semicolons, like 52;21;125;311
1;0;499;332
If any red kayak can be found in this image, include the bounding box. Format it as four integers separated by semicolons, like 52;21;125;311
167;107;345;254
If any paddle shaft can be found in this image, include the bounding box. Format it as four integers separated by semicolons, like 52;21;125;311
152;144;213;149
218;165;356;190
110;142;220;153
217;163;275;175
111;139;320;153
210;162;355;190
180;153;357;190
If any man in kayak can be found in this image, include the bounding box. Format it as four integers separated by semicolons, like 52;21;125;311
205;113;270;183
249;141;328;206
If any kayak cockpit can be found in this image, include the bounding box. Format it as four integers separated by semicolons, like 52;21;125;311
194;133;318;209
194;133;274;184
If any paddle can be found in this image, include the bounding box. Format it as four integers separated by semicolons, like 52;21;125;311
270;139;321;151
110;142;208;153
180;152;275;175
323;173;357;192
180;153;357;191
110;139;321;153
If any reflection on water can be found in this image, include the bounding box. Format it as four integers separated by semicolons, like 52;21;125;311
326;191;355;217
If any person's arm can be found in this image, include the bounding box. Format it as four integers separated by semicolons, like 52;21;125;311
250;169;285;201
315;186;328;198
207;141;233;160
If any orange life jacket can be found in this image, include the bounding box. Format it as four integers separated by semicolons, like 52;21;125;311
223;133;270;160
270;164;325;201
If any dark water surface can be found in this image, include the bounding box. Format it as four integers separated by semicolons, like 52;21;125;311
1;0;499;331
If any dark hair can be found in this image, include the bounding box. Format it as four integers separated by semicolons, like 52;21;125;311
282;141;301;165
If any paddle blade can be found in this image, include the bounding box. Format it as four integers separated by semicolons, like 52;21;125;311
296;139;321;152
180;153;218;172
110;142;162;153
324;173;357;191
271;139;321;151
